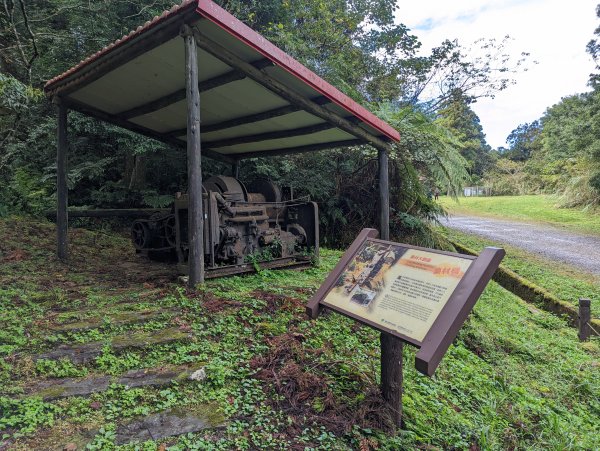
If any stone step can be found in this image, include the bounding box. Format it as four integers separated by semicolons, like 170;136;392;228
32;327;191;364
45;309;179;334
115;406;225;445
24;364;206;400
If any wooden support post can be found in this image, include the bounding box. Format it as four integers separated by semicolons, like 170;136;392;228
232;161;240;179
378;148;390;241
578;298;591;341
183;25;204;287
55;97;69;261
380;332;403;428
378;149;401;427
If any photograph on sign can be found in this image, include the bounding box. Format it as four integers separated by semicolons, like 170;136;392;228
322;239;473;342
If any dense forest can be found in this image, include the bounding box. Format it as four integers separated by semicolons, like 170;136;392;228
0;1;598;247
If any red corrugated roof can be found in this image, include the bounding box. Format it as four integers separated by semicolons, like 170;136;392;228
45;0;400;142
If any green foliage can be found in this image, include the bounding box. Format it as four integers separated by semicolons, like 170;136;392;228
0;167;53;215
486;91;600;205
244;239;283;272
532;90;600;207
482;159;542;196
504;120;542;162
0;396;61;436
436;90;494;177
590;170;600;192
35;359;88;378
0;73;42;112
219;0;420;101
379;103;469;197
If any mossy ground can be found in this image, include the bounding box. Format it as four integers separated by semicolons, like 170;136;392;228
0;216;598;450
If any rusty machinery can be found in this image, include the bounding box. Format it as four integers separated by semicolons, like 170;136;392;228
130;176;318;277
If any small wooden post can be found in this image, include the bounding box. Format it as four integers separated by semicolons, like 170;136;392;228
578;298;591;341
232;160;240;179
378;148;402;426
55;97;69;261
183;25;204;287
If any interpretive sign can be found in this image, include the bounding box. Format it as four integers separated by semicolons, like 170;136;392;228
307;228;505;376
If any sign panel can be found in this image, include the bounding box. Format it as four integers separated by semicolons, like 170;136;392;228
306;228;505;376
322;241;473;343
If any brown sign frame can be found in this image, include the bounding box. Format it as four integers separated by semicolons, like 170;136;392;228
306;228;505;376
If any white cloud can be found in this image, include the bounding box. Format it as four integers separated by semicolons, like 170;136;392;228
396;0;598;147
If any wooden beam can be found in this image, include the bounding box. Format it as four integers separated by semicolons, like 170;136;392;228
46;208;170;219
165;96;331;138
191;29;393;152
205;122;335;149
62;97;234;165
55;97;69;261
233;139;364;160
183;25;204;287
118;59;272;120
232;161;240;178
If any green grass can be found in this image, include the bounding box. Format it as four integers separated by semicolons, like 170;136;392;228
0;217;599;450
439;227;600;318
439;195;600;236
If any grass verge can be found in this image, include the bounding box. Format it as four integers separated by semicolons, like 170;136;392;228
439;195;600;236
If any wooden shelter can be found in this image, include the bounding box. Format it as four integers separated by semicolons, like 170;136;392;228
45;0;400;286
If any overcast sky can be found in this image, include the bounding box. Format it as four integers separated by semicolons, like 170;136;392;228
396;0;598;148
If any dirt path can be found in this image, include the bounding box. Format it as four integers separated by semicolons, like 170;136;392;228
444;215;600;277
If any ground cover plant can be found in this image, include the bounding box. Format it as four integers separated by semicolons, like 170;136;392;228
0;217;599;450
439;195;600;236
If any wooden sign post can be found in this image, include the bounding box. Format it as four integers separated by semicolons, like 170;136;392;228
306;228;504;427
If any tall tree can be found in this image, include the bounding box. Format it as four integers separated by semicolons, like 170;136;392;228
587;3;600;87
436;90;493;177
504;120;542;161
218;0;420;101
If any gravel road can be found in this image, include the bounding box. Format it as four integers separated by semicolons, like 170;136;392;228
443;215;600;277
